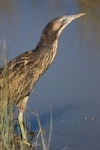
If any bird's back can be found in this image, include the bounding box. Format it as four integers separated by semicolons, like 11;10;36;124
0;50;41;104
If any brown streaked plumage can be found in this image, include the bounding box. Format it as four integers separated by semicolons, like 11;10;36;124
0;13;85;145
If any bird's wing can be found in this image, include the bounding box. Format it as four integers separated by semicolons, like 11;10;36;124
0;50;37;104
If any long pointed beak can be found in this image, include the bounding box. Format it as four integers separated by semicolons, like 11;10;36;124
64;13;86;26
58;13;86;37
62;13;86;30
70;13;86;20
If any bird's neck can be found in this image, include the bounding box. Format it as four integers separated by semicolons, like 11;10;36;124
36;38;58;69
37;37;58;53
30;38;58;85
38;38;58;60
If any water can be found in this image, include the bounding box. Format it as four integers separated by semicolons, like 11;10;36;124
0;0;100;149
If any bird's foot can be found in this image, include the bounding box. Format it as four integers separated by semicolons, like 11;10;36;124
22;139;31;146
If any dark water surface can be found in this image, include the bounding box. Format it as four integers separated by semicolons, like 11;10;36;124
0;0;100;149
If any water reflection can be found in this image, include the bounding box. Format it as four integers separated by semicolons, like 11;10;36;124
77;0;100;46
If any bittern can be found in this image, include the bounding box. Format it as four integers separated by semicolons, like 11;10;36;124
0;13;85;145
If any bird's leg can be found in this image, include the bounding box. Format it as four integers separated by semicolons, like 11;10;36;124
18;111;31;146
17;96;31;146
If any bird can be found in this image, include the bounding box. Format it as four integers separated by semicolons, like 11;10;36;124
0;13;85;145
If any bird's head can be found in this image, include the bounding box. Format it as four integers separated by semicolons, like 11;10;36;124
41;13;85;43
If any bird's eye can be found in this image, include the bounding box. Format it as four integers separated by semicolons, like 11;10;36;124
63;19;66;22
63;19;66;21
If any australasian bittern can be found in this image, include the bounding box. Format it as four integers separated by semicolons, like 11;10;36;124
0;13;85;145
